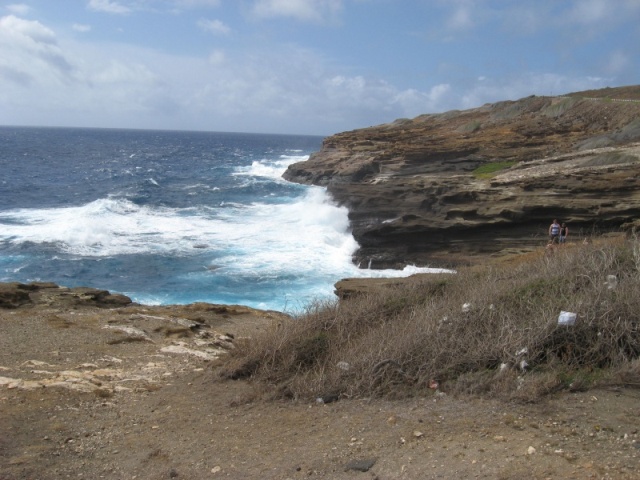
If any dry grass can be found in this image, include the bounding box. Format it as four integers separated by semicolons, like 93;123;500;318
221;235;640;402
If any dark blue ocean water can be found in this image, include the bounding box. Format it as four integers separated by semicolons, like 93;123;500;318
0;127;443;312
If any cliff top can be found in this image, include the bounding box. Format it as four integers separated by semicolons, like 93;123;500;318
284;85;640;268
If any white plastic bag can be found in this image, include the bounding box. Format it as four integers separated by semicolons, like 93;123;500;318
558;311;577;326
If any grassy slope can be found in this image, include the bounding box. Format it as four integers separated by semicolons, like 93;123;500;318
566;84;640;100
223;234;640;402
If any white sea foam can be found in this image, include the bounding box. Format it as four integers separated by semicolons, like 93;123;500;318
1;151;450;311
0;188;446;279
210;187;358;276
233;154;307;181
0;198;215;256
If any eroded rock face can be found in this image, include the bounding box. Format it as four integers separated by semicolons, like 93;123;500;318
0;282;133;309
0;281;288;396
283;88;640;267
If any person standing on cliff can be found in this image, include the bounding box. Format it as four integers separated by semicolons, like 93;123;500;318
559;222;569;244
549;219;561;244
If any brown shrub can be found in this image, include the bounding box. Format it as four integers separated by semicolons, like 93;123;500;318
221;235;640;401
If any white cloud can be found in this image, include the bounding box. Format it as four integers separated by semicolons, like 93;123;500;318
197;18;230;35
87;0;131;15
456;73;612;109
499;4;548;35
6;3;31;15
73;24;92;33
1;3;634;135
0;14;167;125
446;4;474;31
604;51;629;75
208;49;225;65
3;11;612;135
564;0;640;27
128;0;223;14
0;15;73;78
171;0;220;7
1;14;56;44
392;84;452;117
91;59;156;84
428;83;452;103
317;76;457;125
251;0;343;23
567;0;609;24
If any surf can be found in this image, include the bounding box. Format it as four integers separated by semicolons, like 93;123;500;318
0;127;449;312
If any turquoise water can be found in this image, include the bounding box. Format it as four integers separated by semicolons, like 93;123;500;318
0;127;445;312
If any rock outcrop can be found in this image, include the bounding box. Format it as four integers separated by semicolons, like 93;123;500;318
0;282;133;309
0;281;287;395
284;86;640;267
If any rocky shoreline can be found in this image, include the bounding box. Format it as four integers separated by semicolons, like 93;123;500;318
2;279;640;479
4;85;640;478
0;281;287;394
284;87;640;268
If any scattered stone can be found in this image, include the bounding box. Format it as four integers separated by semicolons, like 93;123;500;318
103;325;152;342
527;446;536;455
316;393;340;404
563;452;579;462
160;343;221;360
344;458;376;472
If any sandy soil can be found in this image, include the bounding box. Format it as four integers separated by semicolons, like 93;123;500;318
2;293;640;479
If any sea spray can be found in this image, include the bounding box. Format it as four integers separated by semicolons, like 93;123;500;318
0;127;449;312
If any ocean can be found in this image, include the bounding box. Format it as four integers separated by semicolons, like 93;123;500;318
0;126;445;312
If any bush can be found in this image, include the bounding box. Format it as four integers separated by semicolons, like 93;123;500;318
220;235;640;401
472;161;516;179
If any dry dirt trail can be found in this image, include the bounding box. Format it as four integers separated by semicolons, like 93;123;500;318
1;285;640;479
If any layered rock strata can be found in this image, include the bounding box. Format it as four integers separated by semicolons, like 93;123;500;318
284;87;640;267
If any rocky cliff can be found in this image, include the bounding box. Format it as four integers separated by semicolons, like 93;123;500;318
284;86;640;268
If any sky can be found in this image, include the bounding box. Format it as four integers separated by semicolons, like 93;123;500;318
0;0;639;136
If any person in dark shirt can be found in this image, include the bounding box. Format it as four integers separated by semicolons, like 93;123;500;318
559;222;569;244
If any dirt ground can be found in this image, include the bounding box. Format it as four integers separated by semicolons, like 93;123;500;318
2;288;640;480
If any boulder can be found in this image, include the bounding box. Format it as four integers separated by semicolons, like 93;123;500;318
0;282;132;309
0;283;33;308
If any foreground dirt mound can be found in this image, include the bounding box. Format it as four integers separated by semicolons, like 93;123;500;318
2;282;640;479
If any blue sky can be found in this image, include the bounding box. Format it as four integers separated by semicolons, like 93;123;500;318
1;0;638;135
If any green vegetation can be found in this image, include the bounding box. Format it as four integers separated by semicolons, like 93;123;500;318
221;235;640;402
472;161;516;179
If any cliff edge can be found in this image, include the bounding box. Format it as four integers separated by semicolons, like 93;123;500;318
284;86;640;267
